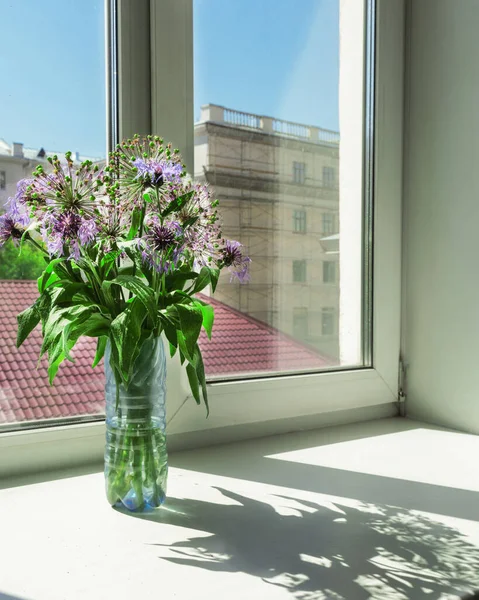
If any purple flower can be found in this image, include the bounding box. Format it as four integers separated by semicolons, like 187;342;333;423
46;233;64;257
0;201;30;248
147;223;177;251
132;158;164;187
222;240;251;283
5;195;30;226
22;157;100;221
108;135;186;209
0;214;25;247
14;178;33;206
43;211;97;259
70;240;81;261
52;211;82;238
160;160;183;184
140;220;184;272
78;218;98;245
132;158;184;189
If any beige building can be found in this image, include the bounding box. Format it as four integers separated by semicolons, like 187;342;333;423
194;105;340;360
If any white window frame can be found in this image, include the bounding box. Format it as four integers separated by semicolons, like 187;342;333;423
0;0;405;479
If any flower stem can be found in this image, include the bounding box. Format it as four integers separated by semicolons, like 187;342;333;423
26;236;48;255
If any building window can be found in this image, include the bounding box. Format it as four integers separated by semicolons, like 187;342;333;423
0;171;5;190
293;209;307;233
293;307;309;339
293;161;306;184
323;166;336;188
323;261;337;283
321;307;335;336
322;213;335;234
292;260;307;283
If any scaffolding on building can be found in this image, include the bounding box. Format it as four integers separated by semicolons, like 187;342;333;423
194;105;340;353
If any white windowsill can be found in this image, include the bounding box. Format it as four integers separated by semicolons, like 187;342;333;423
1;416;479;600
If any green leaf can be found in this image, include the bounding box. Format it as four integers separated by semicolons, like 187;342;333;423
40;305;94;359
165;269;198;293
161;191;194;218
61;323;75;362
175;303;203;358
38;258;66;293
177;331;192;364
101;249;121;266
143;192;152;203
59;313;109;364
182;216;199;229
39;271;60;293
103;275;157;324
194;300;214;339
183;343;209;415
16;304;40;347
192;267;212;294
186;363;201;405
110;298;146;382
190;267;220;294
48;350;66;385
116;264;136;277
127;207;142;240
158;311;179;351
79;313;110;337
124;247;153;285
209;268;220;293
92;336;107;368
178;346;187;366
35;288;58;322
194;343;209;416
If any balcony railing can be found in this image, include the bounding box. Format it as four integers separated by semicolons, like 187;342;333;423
199;104;340;147
224;109;261;130
272;119;310;139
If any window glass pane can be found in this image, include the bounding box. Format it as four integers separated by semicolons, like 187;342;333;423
293;161;306;185
293;209;307;233
293;260;307;283
323;165;337;188
321;307;336;336
195;0;367;377
323;260;337;284
322;213;335;234
0;1;106;427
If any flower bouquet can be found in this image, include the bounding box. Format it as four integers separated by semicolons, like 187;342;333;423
0;135;250;510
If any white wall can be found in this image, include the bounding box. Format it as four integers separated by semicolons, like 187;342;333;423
404;0;479;432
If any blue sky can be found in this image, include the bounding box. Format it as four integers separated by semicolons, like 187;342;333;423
0;0;339;158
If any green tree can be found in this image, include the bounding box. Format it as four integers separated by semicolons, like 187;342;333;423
0;240;46;280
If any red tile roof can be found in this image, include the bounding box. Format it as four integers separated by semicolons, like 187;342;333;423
0;281;333;425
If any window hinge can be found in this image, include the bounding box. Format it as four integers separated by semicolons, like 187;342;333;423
398;356;407;416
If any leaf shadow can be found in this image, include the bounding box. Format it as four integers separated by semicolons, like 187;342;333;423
140;488;479;600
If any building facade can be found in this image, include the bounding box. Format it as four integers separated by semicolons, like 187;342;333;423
194;105;340;360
